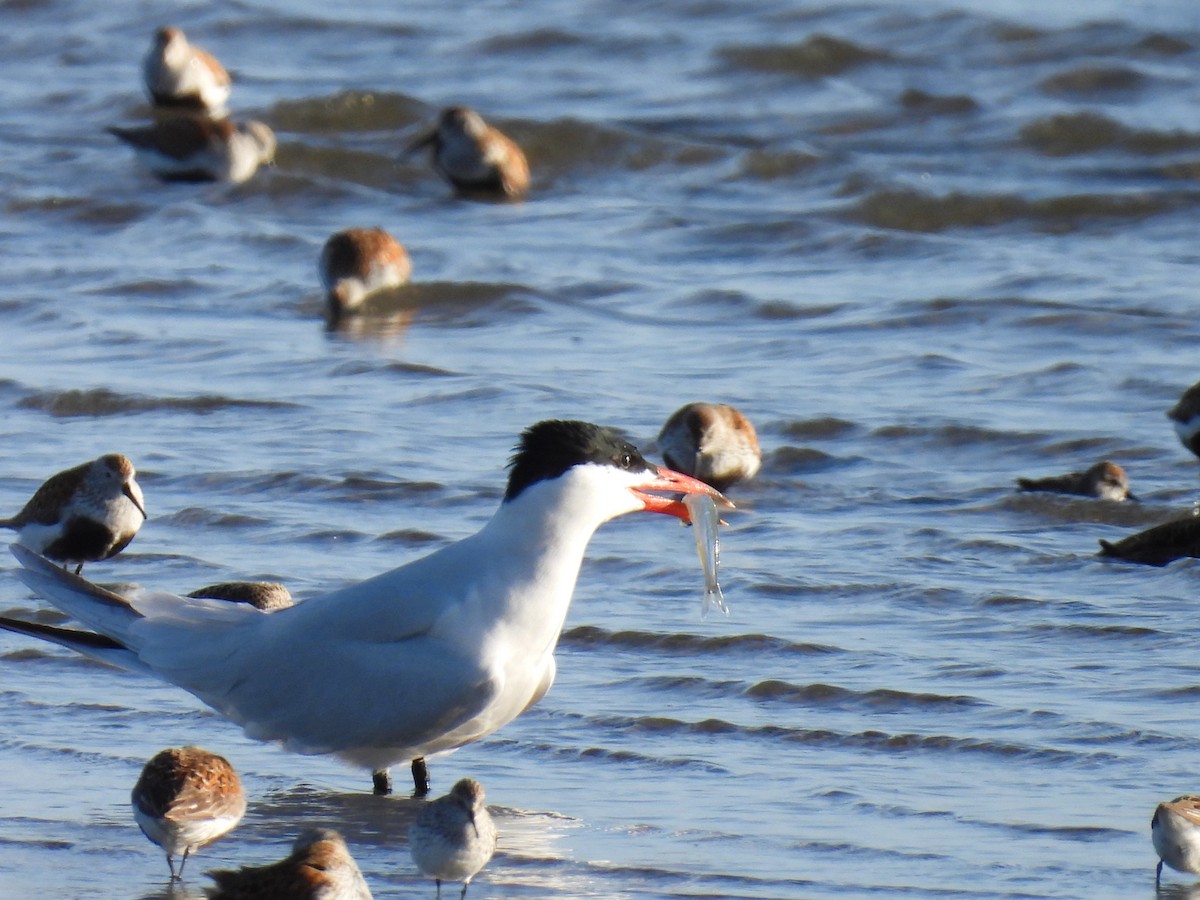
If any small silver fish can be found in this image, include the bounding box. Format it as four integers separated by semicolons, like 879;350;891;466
684;493;727;618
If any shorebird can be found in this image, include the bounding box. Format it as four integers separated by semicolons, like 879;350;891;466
132;746;246;881
1016;459;1134;501
408;106;530;199
1;421;731;795
189;581;294;611
0;453;145;574
143;26;232;114
319;227;412;318
1153;795;1200;887
108;115;276;184
205;827;373;899
409;778;496;899
1169;381;1200;459
658;402;762;492
1099;514;1200;566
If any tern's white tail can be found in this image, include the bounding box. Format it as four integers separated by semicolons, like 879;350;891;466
11;543;145;645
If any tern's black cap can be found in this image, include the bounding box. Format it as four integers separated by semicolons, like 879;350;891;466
504;420;655;502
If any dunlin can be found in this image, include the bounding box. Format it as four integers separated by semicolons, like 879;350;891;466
4;421;730;795
408;106;530;199
1153;795;1200;886
319;227;412;317
143;26;232;114
0;453;145;574
132;746;246;881
409;778;496;899
205;828;373;899
658;402;762;492
1016;459;1134;501
188;581;294;611
108;115;276;184
1169;381;1200;459
1099;514;1200;566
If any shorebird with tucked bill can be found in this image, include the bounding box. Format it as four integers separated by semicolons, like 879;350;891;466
319;227;412;318
410;778;496;899
0;421;731;797
205;828;373;899
408;106;530;199
188;581;294;611
0;453;145;574
132;746;246;881
1153;795;1200;887
1016;459;1134;501
108;115;275;184
143;26;232;114
658;402;762;492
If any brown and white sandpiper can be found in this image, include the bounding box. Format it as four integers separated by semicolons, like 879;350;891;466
0;453;146;574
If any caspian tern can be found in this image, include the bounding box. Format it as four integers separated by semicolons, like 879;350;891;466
2;420;731;795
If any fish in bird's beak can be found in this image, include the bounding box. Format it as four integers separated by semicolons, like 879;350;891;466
632;466;734;523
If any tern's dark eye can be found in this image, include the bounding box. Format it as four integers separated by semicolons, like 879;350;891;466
617;450;634;469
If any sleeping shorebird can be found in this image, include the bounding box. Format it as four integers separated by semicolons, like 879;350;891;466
205;828;373;899
132;746;246;881
1016;459;1134;501
409;778;496;899
0;454;145;574
0;421;731;796
108;115;275;184
408;106;530;199
1153;795;1200;887
658;402;761;492
143;26;232;114
188;581;294;611
319;227;412;318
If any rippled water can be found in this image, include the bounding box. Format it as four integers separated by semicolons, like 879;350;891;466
2;0;1200;897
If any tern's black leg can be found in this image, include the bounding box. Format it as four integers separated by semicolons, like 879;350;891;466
1157;859;1163;888
412;757;430;796
372;768;392;795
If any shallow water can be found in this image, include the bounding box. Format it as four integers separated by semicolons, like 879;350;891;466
2;0;1200;897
